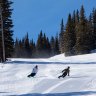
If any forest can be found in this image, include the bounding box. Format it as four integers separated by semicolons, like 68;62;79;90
0;0;96;61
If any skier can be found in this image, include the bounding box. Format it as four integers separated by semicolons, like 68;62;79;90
58;66;70;79
27;65;38;78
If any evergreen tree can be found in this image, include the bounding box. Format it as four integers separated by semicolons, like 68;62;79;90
87;13;95;51
42;33;51;57
13;38;19;57
75;5;91;54
20;38;26;57
30;39;36;58
0;31;2;61
71;11;76;54
42;33;47;57
43;33;47;50
24;33;31;57
36;30;44;57
46;37;51;57
0;0;14;61
55;34;60;55
36;31;51;57
92;8;96;49
59;19;65;53
75;10;79;24
64;14;75;56
50;36;55;56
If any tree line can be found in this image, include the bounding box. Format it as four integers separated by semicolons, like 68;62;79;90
14;5;96;58
13;31;60;58
59;5;96;56
0;0;96;61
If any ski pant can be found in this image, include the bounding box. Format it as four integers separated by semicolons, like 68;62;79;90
58;72;67;78
28;73;36;77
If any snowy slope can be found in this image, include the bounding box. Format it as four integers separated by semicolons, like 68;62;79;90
0;53;96;96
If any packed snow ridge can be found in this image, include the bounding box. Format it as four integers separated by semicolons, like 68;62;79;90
0;53;96;96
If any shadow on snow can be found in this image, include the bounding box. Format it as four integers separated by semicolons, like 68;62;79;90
9;91;96;96
5;60;96;65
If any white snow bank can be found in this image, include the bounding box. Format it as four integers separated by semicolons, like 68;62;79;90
49;53;96;63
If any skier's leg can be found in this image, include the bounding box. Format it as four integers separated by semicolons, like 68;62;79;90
62;72;67;78
31;73;36;77
58;75;63;79
27;74;31;77
27;73;32;77
62;75;66;78
28;73;36;78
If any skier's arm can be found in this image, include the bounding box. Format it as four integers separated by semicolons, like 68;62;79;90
62;69;65;72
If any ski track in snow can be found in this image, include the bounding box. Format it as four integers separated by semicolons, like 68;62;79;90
42;78;71;94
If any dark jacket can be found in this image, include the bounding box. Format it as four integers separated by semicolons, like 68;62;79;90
62;67;70;76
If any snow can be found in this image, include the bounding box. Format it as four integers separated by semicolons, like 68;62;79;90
0;53;96;96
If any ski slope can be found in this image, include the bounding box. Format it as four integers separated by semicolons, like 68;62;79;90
0;53;96;96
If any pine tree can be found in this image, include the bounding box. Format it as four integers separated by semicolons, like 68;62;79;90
36;31;51;57
42;33;47;57
13;38;19;57
59;19;65;53
71;11;76;54
64;14;75;56
50;36;55;56
19;39;25;57
92;8;96;49
24;33;31;58
41;33;51;57
30;39;36;58
87;13;95;51
46;37;51;57
36;30;44;57
75;5;91;54
0;0;14;61
55;34;60;55
75;10;79;24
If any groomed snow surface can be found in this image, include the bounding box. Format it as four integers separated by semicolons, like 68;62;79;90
0;53;96;96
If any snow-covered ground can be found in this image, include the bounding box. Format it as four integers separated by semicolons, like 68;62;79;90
0;53;96;96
